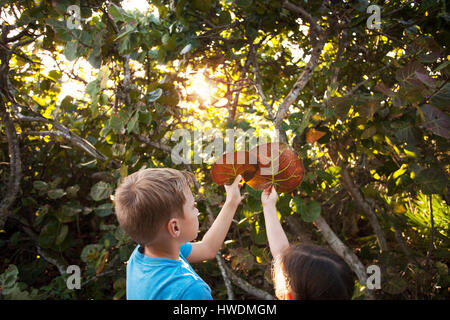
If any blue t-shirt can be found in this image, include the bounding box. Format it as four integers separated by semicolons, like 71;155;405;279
126;243;212;300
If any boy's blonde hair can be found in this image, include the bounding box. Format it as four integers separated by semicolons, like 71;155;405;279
113;168;195;245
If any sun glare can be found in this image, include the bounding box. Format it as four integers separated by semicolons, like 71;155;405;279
121;0;150;13
188;73;213;103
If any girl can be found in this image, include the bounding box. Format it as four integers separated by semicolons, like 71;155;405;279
261;186;355;300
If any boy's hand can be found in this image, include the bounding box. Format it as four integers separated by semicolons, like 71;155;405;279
224;175;243;207
261;185;277;208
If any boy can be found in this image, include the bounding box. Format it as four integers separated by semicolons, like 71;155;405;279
113;168;243;300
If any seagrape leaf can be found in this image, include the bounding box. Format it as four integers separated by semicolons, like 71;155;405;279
0;265;19;289
33;181;48;191
81;244;103;263
420;104;450;139
39;219;59;248
180;43;192;55
292;197;321;222
64;40;78;61
47;188;66;199
395;61;426;88
146;88;163;103
246;143;305;193
90;181;113;201
211;151;258;185
306;128;326;144
415;168;448;195
430;83;450;108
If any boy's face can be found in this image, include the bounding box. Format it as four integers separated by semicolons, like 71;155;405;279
179;187;200;242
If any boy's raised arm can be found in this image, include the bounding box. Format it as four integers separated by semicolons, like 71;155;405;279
187;175;243;263
261;186;289;258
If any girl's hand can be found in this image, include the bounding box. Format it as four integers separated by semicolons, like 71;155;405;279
261;185;277;208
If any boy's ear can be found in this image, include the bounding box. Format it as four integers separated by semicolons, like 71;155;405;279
167;218;181;238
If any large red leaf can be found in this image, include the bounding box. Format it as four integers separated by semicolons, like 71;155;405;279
211;150;258;185
247;142;305;193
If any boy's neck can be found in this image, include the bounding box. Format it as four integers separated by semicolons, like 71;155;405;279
143;241;181;261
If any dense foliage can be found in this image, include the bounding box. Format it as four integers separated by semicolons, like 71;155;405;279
0;0;449;300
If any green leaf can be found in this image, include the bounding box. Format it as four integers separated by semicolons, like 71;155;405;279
304;201;321;222
246;184;262;199
47;70;62;81
60;96;76;113
55;204;80;223
162;34;177;51
113;288;126;300
361;126;377;139
127;111;140;134
108;4;125;21
139;111;152;125
180;43;192;55
434;60;450;72
64;40;78;61
415;168;447;194
236;0;253;7
119;36;130;54
90;181;113;201
110;115;124;134
47;189;66;199
414;71;436;88
33;181;48;191
55;224;69;246
115;24;136;41
356;98;381;119
430;83;450;108
329;96;353;118
395;61;426;88
293;197;321;222
146;88;163;102
393;121;421;145
66;185;80;198
94;203;113;217
39;219;59;248
420;104;450;139
0;265;19;288
88;50;102;68
86;79;100;97
80;244;103;263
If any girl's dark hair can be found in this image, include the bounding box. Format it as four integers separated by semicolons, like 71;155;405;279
275;243;355;300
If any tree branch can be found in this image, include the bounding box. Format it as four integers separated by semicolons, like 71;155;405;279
222;262;275;300
133;133;172;153
19;127;106;161
313;215;375;300
10;214;67;275
215;252;235;300
0;108;22;229
227;48;252;125
274;3;325;134
328;144;389;254
366;198;420;267
282;1;322;35
203;194;235;300
250;43;273;119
